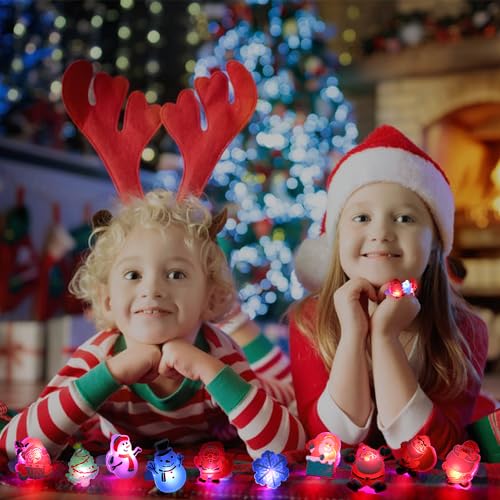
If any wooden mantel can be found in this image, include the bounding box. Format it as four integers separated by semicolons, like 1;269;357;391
339;36;500;87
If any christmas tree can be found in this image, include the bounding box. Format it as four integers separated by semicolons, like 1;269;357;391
65;444;99;487
0;0;61;141
193;0;358;321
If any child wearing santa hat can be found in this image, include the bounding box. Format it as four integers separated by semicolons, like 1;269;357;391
290;124;488;459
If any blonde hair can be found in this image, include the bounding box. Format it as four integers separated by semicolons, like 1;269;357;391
70;190;237;329
291;237;481;401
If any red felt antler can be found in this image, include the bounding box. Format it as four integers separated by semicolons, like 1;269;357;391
62;60;162;201
161;60;257;199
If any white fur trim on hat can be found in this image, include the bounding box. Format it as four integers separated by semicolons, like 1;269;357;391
293;234;331;292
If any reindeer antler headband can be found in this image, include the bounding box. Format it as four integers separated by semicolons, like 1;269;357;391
61;60;257;210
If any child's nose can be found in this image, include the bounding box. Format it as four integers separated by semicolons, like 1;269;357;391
140;275;165;298
370;220;395;241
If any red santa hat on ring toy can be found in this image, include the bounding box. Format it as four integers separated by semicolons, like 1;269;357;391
111;434;129;452
294;124;455;291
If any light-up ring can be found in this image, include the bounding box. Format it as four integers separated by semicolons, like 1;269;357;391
384;279;418;299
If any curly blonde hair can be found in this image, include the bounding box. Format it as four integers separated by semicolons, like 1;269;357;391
70;190;237;330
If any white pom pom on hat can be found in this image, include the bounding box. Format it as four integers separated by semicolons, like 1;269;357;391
294;124;455;291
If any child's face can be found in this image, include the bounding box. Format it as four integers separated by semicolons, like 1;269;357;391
102;224;210;345
338;182;435;288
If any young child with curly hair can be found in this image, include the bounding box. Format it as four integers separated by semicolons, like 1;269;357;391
0;59;304;463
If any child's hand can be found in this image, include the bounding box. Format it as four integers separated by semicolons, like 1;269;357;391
159;339;225;385
334;278;378;342
370;285;421;339
106;342;162;385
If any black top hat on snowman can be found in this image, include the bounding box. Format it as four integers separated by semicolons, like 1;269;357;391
154;439;173;456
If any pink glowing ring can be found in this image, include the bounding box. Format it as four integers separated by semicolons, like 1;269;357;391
384;279;418;299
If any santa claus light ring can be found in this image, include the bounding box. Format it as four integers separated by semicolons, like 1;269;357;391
384;279;417;299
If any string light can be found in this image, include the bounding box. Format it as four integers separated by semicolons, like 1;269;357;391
118;26;132;40
51;48;63;61
120;0;134;10
116;55;130;70
347;5;360;20
13;22;26;37
188;3;202;16
89;46;102;60
54;15;66;29
145;60;160;75
90;15;103;28
147;30;160;44
150;1;163;15
338;51;352;65
342;28;356;43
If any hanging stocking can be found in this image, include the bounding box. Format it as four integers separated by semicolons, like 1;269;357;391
34;203;75;321
0;188;39;313
63;204;92;315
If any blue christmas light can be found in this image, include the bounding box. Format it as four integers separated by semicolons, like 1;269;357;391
252;450;289;489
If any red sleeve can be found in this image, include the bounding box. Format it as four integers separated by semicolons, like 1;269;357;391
417;311;488;458
289;301;330;439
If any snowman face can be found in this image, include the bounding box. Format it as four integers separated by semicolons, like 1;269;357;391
155;450;181;472
116;439;131;454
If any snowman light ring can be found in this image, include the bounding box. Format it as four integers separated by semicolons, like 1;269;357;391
146;439;187;494
105;434;142;479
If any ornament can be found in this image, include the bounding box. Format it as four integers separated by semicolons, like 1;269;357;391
252;218;273;238
346;444;389;493
442;440;481;488
384;278;417;299
305;432;341;477
283;18;298;37
146;439;186;493
194;441;233;482
14;437;52;480
399;21;425;47
0;400;11;422
396;435;437;475
252;450;289;489
105;434;142;479
66;443;99;487
304;55;323;76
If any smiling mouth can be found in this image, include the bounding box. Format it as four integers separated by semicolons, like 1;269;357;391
159;465;176;472
362;252;400;258
134;308;170;315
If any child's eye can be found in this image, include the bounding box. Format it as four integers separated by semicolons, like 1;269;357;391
395;214;414;223
124;270;141;280
167;270;186;280
352;214;370;222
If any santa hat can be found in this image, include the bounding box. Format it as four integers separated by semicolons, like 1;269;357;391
112;434;129;451
294;124;455;291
